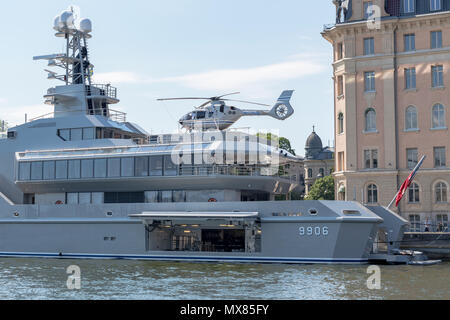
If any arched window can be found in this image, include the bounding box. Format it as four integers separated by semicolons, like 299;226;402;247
405;106;418;130
408;183;420;203
432;103;445;128
319;168;325;177
435;182;447;203
338;113;344;134
367;184;378;204
365;108;377;132
308;168;313;178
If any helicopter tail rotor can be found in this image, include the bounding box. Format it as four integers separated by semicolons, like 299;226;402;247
268;90;295;120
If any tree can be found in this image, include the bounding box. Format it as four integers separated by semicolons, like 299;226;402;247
256;133;296;155
305;175;335;200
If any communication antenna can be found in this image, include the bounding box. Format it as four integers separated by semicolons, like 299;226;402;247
33;5;93;86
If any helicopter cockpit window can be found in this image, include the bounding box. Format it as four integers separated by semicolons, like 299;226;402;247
182;113;192;121
196;111;206;119
220;106;224;113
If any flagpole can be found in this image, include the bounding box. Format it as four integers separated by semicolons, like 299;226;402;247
386;155;426;209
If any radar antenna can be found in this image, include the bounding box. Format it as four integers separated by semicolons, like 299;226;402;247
33;6;93;86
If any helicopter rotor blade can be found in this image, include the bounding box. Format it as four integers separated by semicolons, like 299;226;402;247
222;99;270;107
195;101;212;109
157;98;212;101
216;92;241;99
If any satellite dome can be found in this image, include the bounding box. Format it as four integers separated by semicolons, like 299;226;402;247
58;10;74;29
79;18;92;33
53;15;61;31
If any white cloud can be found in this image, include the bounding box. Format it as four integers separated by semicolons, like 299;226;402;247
160;59;326;92
93;56;327;95
0;98;7;105
92;72;143;84
0;104;51;127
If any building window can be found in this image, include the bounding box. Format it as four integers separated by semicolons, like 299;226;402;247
431;31;442;49
407;148;418;169
338;113;344;134
408;183;420;203
337;76;344;96
432;104;445;128
319;168;325;177
405;106;418;130
364;1;374;19
365;108;377;132
432;65;444;87
405;68;416;90
435;182;447;202
367;184;378;204
338;152;345;172
434;147;446;167
409;215;421;232
337;42;343;60
430;0;442;11
364;37;374;55
364;71;376;92
404;34;415;52
403;0;415;13
307;168;313;178
436;214;448;232
364;149;378;169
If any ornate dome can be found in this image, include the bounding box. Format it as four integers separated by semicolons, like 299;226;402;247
305;130;323;150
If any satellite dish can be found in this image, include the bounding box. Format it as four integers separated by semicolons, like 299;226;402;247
53;15;61;31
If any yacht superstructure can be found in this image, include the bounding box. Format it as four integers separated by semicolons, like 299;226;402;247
0;6;422;264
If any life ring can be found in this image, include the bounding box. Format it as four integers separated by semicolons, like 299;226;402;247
208;198;217;202
55;200;63;205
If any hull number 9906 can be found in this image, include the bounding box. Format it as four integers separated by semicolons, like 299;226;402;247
299;226;329;236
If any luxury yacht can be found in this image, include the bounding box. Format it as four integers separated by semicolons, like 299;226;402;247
0;7;421;264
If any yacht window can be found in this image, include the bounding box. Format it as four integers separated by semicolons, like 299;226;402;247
19;162;31;181
92;192;104;204
78;193;91;204
145;191;159;203
55;160;68;179
103;129;114;139
96;128;103;139
66;193;78;204
82;128;95;140
58;129;70;141
68;160;81;179
104;192;145;204
164;156;177;176
121;157;134;177
161;190;173;203
173;190;186;202
107;158;121;177
94;159;107;178
81;159;94;178
43;161;55;180
150;156;163;176
31;162;43;180
71;128;83;141
135;157;149;177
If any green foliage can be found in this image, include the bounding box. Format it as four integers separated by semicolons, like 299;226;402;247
305;175;335;200
256;133;296;155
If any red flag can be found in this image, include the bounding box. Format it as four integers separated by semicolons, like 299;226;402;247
395;155;425;206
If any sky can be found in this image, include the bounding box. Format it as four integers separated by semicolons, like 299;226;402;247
0;0;336;156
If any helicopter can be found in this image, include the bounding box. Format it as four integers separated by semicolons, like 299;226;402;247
157;90;295;131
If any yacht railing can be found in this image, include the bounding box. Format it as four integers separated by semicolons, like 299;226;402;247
90;84;117;99
28;108;127;123
178;165;289;178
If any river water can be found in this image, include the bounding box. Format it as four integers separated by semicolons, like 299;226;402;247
0;258;448;300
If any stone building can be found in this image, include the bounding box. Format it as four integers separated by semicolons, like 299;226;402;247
322;0;450;231
303;129;335;195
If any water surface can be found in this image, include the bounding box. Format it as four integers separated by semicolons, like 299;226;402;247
0;258;448;300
